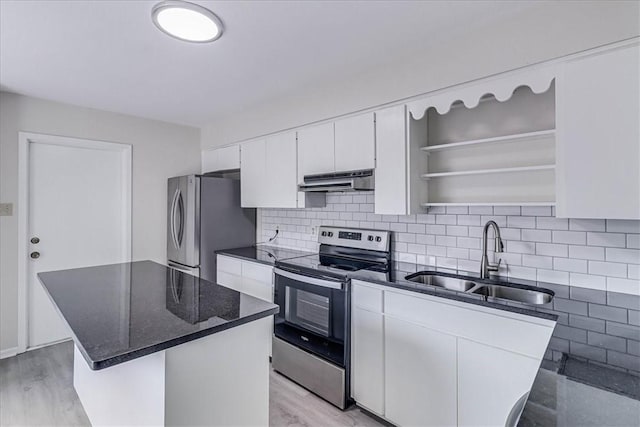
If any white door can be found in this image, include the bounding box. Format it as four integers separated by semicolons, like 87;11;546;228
240;138;266;207
374;105;408;215
351;306;384;416
26;137;130;349
265;131;297;208
384;316;458;427
334;112;375;171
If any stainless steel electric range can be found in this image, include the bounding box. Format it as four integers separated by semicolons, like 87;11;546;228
272;226;391;409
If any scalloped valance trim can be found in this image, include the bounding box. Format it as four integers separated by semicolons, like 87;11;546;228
407;65;557;120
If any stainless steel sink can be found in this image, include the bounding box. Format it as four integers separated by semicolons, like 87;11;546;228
471;284;553;305
405;272;477;292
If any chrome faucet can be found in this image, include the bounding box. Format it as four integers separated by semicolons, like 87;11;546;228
480;220;505;279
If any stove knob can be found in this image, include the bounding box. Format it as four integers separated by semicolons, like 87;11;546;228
375;236;382;242
321;231;327;236
327;232;334;237
368;235;374;241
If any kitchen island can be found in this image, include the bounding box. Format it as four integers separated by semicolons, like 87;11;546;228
38;261;278;426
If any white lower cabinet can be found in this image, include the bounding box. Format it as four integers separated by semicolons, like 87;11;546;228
457;339;540;427
217;255;274;355
385;316;458;427
350;280;556;427
351;306;384;416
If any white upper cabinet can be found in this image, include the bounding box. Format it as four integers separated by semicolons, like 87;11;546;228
334;112;375;171
240;138;266;207
374;105;408;215
265;131;298;208
240;132;298;208
297;122;335;178
201;144;240;174
556;42;640;219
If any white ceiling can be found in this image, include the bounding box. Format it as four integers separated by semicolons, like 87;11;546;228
0;1;536;127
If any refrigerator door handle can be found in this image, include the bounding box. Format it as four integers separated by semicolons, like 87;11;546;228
170;188;184;249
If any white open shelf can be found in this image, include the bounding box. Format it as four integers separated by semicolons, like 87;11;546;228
421;164;555;179
407;84;557;209
420;129;556;153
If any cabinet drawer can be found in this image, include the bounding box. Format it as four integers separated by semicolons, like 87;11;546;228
242;277;273;302
352;282;383;312
384;290;553;359
217;255;242;275
217;271;242;291
242;261;273;284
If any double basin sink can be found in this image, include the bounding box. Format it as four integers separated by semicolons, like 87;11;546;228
404;272;553;305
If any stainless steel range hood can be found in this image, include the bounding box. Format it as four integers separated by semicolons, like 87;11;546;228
298;169;374;192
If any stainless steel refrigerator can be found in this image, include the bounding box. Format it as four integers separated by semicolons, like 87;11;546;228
167;174;256;282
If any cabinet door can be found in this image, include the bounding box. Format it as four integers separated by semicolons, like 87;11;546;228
458;339;540;427
351;306;384;416
374;105;408;215
334;112;375;171
385;316;457;427
240;138;266;207
216;145;240;170
265;132;298;208
557;43;640;219
201;149;218;174
297;122;335;177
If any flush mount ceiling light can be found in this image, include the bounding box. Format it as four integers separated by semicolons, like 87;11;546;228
152;1;223;43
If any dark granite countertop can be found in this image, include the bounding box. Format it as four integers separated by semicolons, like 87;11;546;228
217;245;313;266
348;261;559;322
38;261;279;370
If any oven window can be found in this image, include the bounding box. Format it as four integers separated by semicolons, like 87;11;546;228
285;287;330;336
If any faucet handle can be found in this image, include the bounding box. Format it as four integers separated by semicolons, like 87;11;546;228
488;258;502;272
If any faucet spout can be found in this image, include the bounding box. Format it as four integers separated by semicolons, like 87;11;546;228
480;221;504;279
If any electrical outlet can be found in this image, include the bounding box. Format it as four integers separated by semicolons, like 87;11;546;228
0;203;13;217
311;226;316;235
275;225;280;233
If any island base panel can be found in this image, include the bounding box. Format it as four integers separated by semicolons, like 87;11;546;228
73;317;271;426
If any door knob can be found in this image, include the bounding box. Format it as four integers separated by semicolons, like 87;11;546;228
30;251;40;259
30;237;40;244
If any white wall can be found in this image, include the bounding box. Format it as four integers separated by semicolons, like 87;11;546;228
0;92;201;353
201;1;640;149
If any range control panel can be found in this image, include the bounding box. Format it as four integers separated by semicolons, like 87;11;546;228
318;226;390;252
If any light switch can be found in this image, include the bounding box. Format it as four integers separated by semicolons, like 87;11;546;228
0;203;13;216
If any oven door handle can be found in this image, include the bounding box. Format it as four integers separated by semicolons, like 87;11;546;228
274;268;344;290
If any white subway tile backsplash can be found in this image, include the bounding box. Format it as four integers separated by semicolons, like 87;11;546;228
446;206;468;215
259;200;640;295
628;234;640;249
569;273;607;291
553;258;588;273
521;229;552;242
607;220;640;234
536;243;569;257
587;232;626;248
436;215;457;225
521;206;552;216
606;248;640;264
537;269;570;285
569;219;606;232
494;206;521;215
589;261;627;278
506;241;536;254
436;235;457;247
607;277;640;296
552;231;587;245
468;206;493;215
568;245;605;261
537;217;569;230
522;254;553;269
407;223;426;234
457;215;481;226
446;225;468;237
508;216;536;229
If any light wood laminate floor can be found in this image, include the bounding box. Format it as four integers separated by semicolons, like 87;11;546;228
0;341;384;427
2;341;638;426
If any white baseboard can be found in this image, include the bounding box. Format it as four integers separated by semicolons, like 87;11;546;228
0;347;18;360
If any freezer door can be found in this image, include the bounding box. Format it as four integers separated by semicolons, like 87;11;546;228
167;175;200;267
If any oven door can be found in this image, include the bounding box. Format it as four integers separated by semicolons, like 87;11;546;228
273;267;348;367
